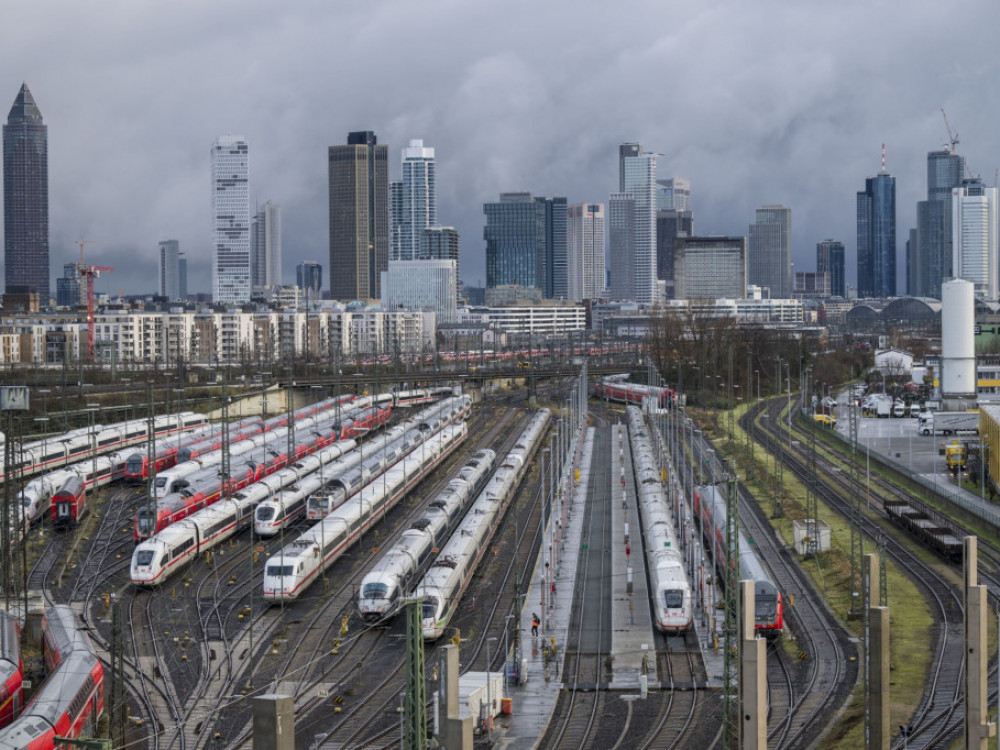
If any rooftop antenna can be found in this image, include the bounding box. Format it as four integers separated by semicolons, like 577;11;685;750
880;143;886;174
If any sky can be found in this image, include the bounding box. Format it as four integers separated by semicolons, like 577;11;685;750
3;0;1000;299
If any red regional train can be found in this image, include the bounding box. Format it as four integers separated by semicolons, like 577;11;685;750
51;475;87;528
593;380;676;409
0;614;22;729
0;606;103;749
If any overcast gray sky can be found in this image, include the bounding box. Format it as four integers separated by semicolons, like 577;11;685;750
3;0;999;299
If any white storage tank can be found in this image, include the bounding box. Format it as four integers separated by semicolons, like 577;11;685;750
941;279;976;398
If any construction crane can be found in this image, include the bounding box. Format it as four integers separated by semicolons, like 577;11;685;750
941;108;959;154
76;239;114;360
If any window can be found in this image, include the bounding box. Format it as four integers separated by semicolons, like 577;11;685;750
135;550;154;566
663;589;684;609
362;582;388;599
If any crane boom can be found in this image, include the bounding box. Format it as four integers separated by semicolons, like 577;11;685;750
75;239;114;360
941;108;959;154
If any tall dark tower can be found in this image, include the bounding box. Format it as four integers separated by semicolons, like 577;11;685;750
3;84;49;298
856;147;896;298
328;131;388;301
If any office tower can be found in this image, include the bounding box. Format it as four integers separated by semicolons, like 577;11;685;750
483;193;563;298
656;178;690;212
3;84;49;298
296;261;323;297
567;203;605;302
251;201;282;287
913;148;966;298
608;193;635;300
748;205;791;299
422;226;459;263
816;239;846;298
391;140;437;261
622;153;658;304
382;259;457;322
538;196;567;299
178;258;188;300
158;240;182;300
952;179;998;299
656;180;693;298
857;157;896;298
56;263;84;308
618;142;641;192
211;135;250;304
328;131;388;301
674;236;747;299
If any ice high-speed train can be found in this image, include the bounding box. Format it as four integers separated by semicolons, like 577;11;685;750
693;483;784;636
357;448;497;622
262;421;469;602
626;406;692;632
418;409;550;639
131;438;357;585
0;605;103;749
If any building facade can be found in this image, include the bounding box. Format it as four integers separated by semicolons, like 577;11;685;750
3;84;49;298
56;263;84;308
952;180;998;299
566;202;605;302
328;131;389;301
211;135;250;304
674;236;747;299
296;261;323;299
748;205;791;299
857;169;896;298
912;149;965;298
251;201;282;288
484;193;541;292
622;152;658;304
381;259;457;322
422;226;459;264
816;239;845;298
607;193;635;301
391;139;437;261
538;196;567;299
158;240;182;300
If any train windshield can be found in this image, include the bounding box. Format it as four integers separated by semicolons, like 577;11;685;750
362;583;388;600
135;550;155;566
421;597;439;620
267;565;294;577
20;495;31;508
136;511;154;535
755;593;777;618
154;476;168;489
256;506;276;521
307;497;327;512
125;455;143;473
662;589;684;609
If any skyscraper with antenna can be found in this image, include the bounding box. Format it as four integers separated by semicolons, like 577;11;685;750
857;144;896;298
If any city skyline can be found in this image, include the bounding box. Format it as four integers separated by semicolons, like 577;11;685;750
2;2;1000;299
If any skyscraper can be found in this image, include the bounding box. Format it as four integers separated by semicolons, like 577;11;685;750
158;240;183;300
656;177;693;299
484;193;542;291
3;84;49;298
566;203;605;302
748;205;791;299
656;178;690;211
56;263;83;308
328;131;388;301
422;226;459;263
952;179;998;299
674;236;747;299
622;153;658;304
538;196;567;299
618;142;641;192
178;258;188;300
607;193;635;301
392;140;437;261
857;160;896;298
296;261;323;298
251;201;282;287
816;239;846;298
912;149;966;298
211;135;250;304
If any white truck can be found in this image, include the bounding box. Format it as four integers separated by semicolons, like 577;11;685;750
917;410;979;436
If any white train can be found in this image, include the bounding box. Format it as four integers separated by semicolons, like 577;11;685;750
626;406;692;632
357;448;497;622
418;409;550;640
262;423;468;602
306;395;472;519
130;439;358;586
1;411;207;481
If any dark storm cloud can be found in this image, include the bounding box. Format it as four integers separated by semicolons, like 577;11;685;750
3;0;999;296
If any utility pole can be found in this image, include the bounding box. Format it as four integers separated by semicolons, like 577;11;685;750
849;399;863;617
403;598;427;750
722;471;740;749
111;599;126;747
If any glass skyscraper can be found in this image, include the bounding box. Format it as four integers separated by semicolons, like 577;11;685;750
3;84;49;298
816;239;846;298
483;193;565;299
391;140;437;261
857;171;896;298
749;205;791;299
211;135;250;304
912;149;965;298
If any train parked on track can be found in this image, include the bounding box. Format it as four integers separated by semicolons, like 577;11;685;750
0;614;22;729
626;407;692;632
358;448;497;622
262;422;469;602
418;410;550;639
593;377;675;409
0;606;103;749
883;499;963;563
693;484;784;636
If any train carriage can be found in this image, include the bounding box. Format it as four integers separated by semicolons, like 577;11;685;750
51;475;86;527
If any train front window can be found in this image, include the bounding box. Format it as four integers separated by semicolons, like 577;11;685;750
756;594;776;618
137;512;152;534
362;583;388;600
662;589;684;609
422;597;439;619
135;550;154;566
155;476;168;489
267;565;293;577
256;506;276;522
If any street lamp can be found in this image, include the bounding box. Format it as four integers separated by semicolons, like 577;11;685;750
486;636;498;743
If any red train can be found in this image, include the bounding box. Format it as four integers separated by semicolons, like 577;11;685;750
51;475;87;527
593;380;675;408
122;417;259;484
335;405;391;440
0;614;22;729
0;606;103;749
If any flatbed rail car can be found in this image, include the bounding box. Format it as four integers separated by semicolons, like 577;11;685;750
882;498;963;563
